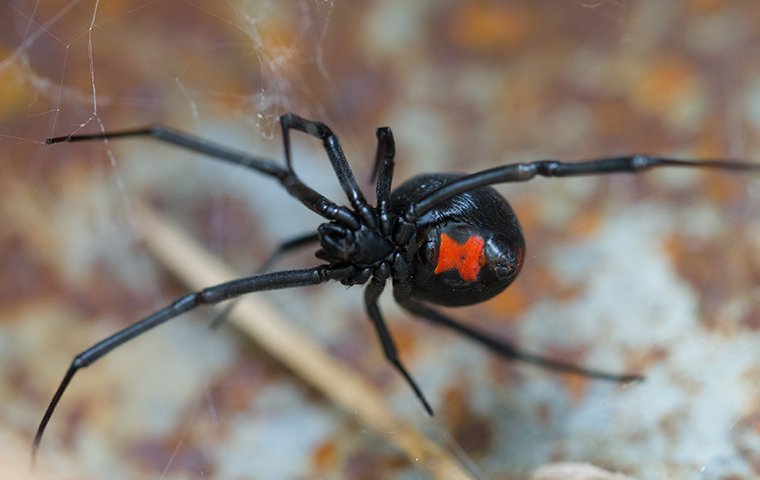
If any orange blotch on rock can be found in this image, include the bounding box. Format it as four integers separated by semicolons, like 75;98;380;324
0;54;35;121
445;3;534;54
687;0;730;14
632;59;699;116
484;282;529;318
565;210;603;240
312;439;338;472
562;372;590;402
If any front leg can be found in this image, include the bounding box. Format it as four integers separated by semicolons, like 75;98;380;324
280;113;376;228
411;155;760;219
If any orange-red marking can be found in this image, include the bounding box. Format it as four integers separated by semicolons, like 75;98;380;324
434;233;486;282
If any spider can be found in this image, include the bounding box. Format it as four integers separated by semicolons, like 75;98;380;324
33;112;760;457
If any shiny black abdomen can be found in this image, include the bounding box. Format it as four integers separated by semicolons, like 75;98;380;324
391;173;525;306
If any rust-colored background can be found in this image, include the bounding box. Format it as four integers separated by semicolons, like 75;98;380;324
2;1;760;479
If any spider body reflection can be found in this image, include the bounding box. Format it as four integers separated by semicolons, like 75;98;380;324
33;113;760;457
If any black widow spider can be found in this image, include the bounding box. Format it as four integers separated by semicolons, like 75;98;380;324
33;113;760;457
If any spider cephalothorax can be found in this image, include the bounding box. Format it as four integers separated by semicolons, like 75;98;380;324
315;221;393;272
33;112;760;458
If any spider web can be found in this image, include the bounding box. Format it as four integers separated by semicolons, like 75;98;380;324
2;1;760;479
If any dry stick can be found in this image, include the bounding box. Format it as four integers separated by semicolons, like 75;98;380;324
134;203;475;480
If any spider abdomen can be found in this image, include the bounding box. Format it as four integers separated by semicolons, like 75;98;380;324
391;173;525;307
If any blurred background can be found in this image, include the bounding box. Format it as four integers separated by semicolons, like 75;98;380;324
1;1;760;478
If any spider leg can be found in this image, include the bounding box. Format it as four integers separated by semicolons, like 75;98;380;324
280;113;376;228
32;265;352;459
395;295;643;383
406;155;760;227
370;127;395;184
372;127;396;236
209;231;320;329
47;126;285;175
364;263;433;415
388;251;639;382
45;126;359;227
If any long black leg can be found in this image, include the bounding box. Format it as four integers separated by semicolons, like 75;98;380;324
47;126;285;175
388;251;639;382
209;231;320;329
46;125;358;227
403;155;760;232
32;265;352;459
372;127;396;236
396;295;643;383
364;263;433;415
280;113;376;228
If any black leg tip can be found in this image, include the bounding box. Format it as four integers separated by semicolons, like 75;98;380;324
45;136;68;145
619;374;645;384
